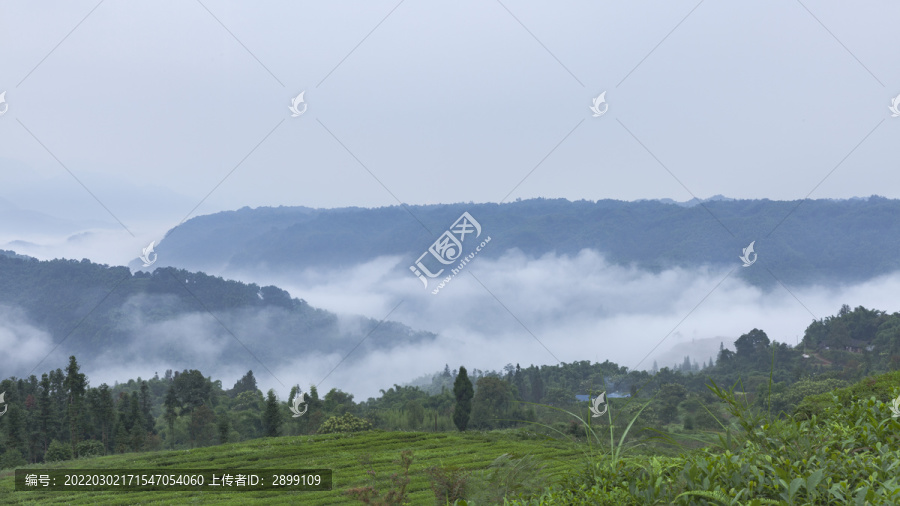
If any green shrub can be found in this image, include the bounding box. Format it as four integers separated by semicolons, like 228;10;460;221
76;439;105;458
794;370;900;420
0;449;26;469
765;377;846;417
44;439;73;462
318;413;373;434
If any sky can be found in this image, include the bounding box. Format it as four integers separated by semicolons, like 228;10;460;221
1;1;900;397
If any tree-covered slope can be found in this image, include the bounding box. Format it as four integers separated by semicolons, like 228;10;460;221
151;196;900;287
0;253;434;373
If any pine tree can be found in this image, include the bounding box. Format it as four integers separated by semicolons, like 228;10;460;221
513;364;525;400
263;389;281;437
90;384;115;454
129;393;141;436
129;423;146;452
530;368;544;403
49;369;67;442
4;401;25;456
218;414;230;444
64;356;87;455
163;387;179;448
37;374;53;456
139;381;154;432
114;423;129;454
452;366;474;431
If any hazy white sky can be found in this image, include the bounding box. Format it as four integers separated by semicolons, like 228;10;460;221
1;0;898;237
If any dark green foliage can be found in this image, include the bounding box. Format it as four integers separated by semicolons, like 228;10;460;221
323;388;354;416
114;424;129;454
217;414;230;444
404;399;425;429
138;381;153;431
88;383;115;454
470;376;514;429
794;369;900;420
453;366;474;432
318;413;373;434
171;370;212;415
734;328;770;356
163;387;178;447
513;364;526;399
188;405;216;448
230;371;258;398
656;383;687;424
529;368;544;403
262;389;281;437
692;402;720;430
64;356;87;454
0;448;26;469
75;439;105;458
44;439;73;462
764;377;847;417
129;424;146;452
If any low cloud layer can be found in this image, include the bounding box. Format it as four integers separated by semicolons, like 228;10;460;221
216;249;900;399
0;305;56;376
5;248;899;401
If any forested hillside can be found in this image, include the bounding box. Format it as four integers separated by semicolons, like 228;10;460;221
150;196;900;286
0;252;434;374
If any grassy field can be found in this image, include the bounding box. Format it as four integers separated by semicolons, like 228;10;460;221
0;429;594;505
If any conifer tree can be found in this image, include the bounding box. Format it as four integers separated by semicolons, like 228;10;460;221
263;389;281;437
452;366;474;431
64;356;86;455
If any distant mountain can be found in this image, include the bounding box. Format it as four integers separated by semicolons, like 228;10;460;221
146;196;900;287
0;196;112;236
0;253;435;376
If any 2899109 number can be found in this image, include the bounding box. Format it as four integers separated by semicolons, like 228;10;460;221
271;474;322;486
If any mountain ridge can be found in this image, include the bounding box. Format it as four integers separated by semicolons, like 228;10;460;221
144;196;900;287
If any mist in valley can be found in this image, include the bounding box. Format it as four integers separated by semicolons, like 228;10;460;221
4;235;897;402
